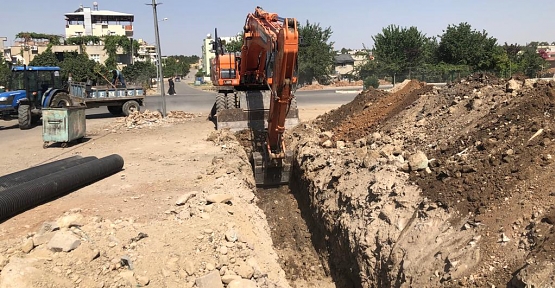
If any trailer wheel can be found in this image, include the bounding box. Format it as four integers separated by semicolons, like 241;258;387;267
122;100;140;116
50;93;73;107
18;104;32;130
107;105;123;116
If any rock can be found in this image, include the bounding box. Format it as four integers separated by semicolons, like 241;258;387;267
0;255;8;271
408;151;429;171
234;261;254;279
166;257;179;272
57;214;84;228
220;246;228;255
321;131;333;139
511;260;555;288
321;140;333;148
499;233;510;243
33;232;54;246
336;141;346;149
221;274;242;284
120;271;137;286
206;263;215;271
195;270;224;288
206;194;233;204
228;279;258;288
506;78;522;93
21;238;34;253
47;231;81;252
184;260;195;276
0;257;73;287
176;191;197;206
136;275;150;286
37;222;60;234
225;229;238;243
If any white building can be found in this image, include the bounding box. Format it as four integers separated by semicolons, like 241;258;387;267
200;34;241;77
64;2;134;38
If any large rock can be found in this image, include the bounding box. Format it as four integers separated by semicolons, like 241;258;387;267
408;151;429;171
506;78;523;93
195;270;224;288
206;194;233;204
0;257;72;288
228;279;257;288
47;232;81;252
175;191;197;206
510;261;555;288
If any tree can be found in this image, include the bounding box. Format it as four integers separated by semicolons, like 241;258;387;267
224;35;243;53
122;61;157;89
59;53;107;84
162;56;191;77
437;22;498;71
102;35;139;70
29;48;60;67
0;59;10;88
372;24;429;74
297;20;335;85
515;45;548;77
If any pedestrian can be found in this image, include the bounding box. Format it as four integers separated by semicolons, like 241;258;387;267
168;77;176;95
111;70;127;88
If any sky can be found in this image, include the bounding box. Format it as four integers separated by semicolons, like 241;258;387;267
1;0;553;56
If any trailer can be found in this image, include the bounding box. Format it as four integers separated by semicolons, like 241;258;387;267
68;82;145;116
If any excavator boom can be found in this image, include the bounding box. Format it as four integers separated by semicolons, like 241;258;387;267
236;7;299;186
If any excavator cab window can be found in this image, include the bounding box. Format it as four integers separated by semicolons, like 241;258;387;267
220;69;236;79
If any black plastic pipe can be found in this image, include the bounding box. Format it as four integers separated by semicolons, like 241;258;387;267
0;156;99;191
0;154;124;222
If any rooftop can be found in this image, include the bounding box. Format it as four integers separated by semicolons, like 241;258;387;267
65;5;134;22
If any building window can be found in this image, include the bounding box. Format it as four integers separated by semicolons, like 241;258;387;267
90;54;100;63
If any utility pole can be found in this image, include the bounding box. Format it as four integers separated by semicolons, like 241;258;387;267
147;0;166;117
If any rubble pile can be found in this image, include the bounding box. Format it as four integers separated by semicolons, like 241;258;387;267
289;76;555;287
122;110;197;129
0;131;288;288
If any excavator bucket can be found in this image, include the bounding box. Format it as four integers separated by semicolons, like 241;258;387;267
215;91;299;132
252;150;293;186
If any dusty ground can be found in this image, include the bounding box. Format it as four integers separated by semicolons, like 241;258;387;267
2;75;555;288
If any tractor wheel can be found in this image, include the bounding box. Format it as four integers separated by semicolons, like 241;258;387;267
122;100;140;116
215;94;226;114
18;104;32;130
108;105;123;116
50;93;73;107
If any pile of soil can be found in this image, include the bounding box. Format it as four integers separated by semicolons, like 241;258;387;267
289;76;555;287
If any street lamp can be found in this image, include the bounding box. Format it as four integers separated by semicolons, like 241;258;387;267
147;0;167;117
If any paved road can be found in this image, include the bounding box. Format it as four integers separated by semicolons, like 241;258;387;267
89;81;358;117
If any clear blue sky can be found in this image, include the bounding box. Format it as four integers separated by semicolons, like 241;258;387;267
2;0;553;56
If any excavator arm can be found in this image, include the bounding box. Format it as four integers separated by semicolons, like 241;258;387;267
238;7;299;186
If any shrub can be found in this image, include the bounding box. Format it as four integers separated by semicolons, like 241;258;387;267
364;75;380;89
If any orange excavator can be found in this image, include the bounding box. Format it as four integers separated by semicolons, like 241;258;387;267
209;29;240;117
216;6;299;186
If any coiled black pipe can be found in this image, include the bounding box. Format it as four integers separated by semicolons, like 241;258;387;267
0;154;124;222
0;156;99;191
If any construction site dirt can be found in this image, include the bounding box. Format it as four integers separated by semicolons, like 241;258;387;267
1;76;555;287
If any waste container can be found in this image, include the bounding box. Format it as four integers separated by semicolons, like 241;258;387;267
42;107;86;148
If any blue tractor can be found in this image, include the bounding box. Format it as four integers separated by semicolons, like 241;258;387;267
0;66;73;129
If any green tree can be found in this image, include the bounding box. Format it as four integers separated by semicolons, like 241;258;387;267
298;20;335;85
0;59;10;88
59;53;107;84
224;35;243;53
514;45;548;77
162;56;191;77
437;22;498;71
29;48;60;67
103;35;139;70
122;61;157;89
372;24;429;74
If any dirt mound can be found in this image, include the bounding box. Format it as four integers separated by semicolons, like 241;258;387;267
288;76;555;287
315;80;432;141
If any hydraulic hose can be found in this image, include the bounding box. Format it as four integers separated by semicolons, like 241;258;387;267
0;156;98;191
0;154;124;223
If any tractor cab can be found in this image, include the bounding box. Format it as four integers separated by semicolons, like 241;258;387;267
9;66;64;108
0;66;72;129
